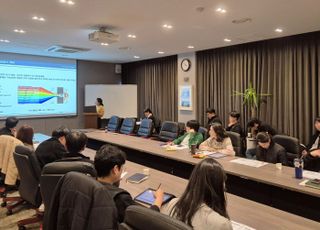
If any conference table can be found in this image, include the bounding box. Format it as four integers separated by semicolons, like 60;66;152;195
83;148;320;230
85;130;320;221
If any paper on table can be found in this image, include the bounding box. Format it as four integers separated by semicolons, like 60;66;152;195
161;145;189;150
303;170;320;180
230;158;268;168
231;221;255;230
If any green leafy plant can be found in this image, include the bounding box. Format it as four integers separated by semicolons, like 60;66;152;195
233;82;271;117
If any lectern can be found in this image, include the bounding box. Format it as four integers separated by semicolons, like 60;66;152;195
83;113;99;129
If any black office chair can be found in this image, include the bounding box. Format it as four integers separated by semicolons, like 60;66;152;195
273;134;300;167
226;131;243;157
40;161;97;211
119;205;192;230
137;119;153;138
43;171;118;230
198;127;208;140
158;121;179;142
178;122;186;136
107;115;121;132
120;118;136;135
100;118;108;129
12;145;43;229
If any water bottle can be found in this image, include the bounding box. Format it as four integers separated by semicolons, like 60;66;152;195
294;158;304;179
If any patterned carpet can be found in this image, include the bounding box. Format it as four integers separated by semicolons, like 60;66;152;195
0;192;41;230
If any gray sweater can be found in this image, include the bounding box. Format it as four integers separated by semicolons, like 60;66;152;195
161;198;233;230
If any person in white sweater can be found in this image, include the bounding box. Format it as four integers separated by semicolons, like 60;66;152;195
161;158;232;230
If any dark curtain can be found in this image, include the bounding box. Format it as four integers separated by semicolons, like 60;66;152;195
122;55;178;122
197;31;320;144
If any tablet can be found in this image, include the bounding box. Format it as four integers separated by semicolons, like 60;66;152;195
134;188;175;206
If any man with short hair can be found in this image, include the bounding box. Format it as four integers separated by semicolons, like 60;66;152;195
256;132;288;165
35;126;70;169
94;144;164;222
170;120;203;147
143;108;160;133
303;117;320;172
206;108;222;128
0;116;19;137
64;131;90;160
226;111;243;136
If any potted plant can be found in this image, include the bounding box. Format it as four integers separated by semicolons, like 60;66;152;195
233;82;271;118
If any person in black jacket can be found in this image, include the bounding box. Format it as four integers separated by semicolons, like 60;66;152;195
255;132;288;165
94;144;164;223
302;117;320;172
0;116;19;137
206;108;222;128
35;126;70;169
144;108;161;133
226;111;243;136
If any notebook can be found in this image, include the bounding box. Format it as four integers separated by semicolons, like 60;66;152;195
126;173;149;183
305;179;320;190
207;152;227;159
134;188;175;205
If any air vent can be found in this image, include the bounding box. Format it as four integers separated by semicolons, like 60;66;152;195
46;45;90;53
232;18;252;24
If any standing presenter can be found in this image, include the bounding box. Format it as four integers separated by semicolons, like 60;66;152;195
95;98;105;128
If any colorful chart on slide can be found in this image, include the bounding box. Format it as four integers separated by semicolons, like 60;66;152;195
18;86;69;104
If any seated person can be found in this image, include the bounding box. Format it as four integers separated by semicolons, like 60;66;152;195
35;126;70;169
255;132;288;165
245;118;277;159
94;144;164;223
162;158;232;230
302;117;320;172
143;108;161;133
169;120;203;147
16;125;34;149
199;123;235;156
62;131;91;161
0;116;19;137
246;118;277;138
226;111;243;136
206;108;222;128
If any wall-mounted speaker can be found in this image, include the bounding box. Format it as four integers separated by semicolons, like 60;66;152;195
115;64;122;74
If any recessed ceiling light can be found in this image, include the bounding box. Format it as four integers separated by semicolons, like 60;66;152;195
162;24;173;29
101;43;109;46
275;28;283;33
0;39;10;43
32;16;46;21
187;45;194;49
158;51;164;54
60;0;75;5
224;38;231;42
128;34;136;38
14;29;26;33
134;56;140;59
216;8;227;13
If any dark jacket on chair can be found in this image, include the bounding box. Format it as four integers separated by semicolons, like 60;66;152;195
44;172;118;230
256;141;288;165
35;137;67;169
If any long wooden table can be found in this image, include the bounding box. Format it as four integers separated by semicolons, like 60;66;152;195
83;148;320;230
86;130;320;221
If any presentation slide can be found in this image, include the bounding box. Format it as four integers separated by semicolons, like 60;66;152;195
0;53;77;119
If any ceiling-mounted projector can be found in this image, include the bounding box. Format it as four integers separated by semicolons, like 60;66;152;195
88;28;119;44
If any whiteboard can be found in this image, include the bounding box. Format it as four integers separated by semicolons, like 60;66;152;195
85;84;137;118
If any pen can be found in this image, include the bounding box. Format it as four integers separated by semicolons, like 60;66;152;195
157;183;162;190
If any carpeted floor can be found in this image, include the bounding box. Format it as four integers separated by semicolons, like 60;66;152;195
0;192;41;230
